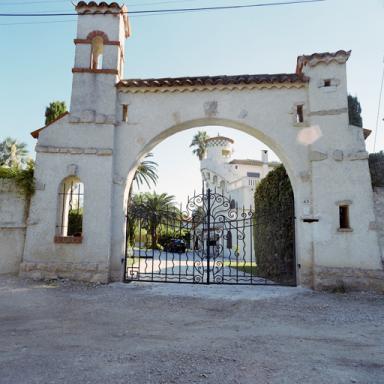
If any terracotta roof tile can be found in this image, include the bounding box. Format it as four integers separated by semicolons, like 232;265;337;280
296;50;351;74
76;1;123;10
206;136;234;144
117;73;307;89
75;2;130;38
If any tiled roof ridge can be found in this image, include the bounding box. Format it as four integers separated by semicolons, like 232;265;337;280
298;49;351;62
206;136;234;144
296;50;351;74
76;1;124;9
118;73;307;88
75;2;130;37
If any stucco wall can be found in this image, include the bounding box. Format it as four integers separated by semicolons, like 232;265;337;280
0;179;28;274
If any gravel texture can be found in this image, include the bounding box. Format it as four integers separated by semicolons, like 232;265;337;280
0;276;383;384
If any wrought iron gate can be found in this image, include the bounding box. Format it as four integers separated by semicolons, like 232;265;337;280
124;189;296;286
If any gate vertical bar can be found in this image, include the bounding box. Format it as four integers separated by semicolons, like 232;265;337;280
206;188;211;285
124;211;129;282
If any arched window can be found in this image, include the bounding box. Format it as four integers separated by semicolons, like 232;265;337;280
90;36;104;70
56;177;84;239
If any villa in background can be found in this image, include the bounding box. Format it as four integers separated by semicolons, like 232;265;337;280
201;136;279;209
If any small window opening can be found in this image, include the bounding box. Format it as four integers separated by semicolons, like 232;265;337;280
122;104;128;122
339;205;350;229
90;36;104;70
57;177;84;238
324;79;331;87
296;105;304;123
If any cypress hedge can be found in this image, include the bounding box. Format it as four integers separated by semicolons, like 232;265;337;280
253;165;295;284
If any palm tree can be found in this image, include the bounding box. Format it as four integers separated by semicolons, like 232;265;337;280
0;137;28;168
190;131;210;160
126;153;159;247
130;192;178;249
133;152;158;190
128;153;158;201
45;101;67;125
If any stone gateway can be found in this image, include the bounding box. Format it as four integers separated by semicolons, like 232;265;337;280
3;1;382;290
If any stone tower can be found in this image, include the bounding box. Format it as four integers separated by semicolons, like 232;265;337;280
69;1;130;124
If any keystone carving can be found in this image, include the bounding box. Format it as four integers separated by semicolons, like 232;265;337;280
309;151;328;161
67;164;78;176
204;101;218;117
238;109;248;119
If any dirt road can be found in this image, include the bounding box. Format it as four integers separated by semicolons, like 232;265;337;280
0;276;383;384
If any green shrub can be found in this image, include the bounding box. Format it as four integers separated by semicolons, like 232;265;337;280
67;211;83;236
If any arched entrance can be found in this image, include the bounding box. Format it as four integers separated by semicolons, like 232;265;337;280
121;122;297;286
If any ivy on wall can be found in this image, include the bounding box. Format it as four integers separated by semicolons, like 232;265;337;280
253;165;295;284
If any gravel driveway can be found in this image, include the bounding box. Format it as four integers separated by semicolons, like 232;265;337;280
0;276;383;384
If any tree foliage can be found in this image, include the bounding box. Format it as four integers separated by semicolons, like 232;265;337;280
0;137;29;168
253;165;295;283
0;160;35;197
128;192;179;249
190;131;210;160
45;101;67;125
369;151;384;188
348;95;363;128
133;152;158;190
128;153;159;202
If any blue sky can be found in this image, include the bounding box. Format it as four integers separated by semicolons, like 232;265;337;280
1;0;383;204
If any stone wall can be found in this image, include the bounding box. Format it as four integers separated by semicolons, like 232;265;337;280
0;179;28;274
